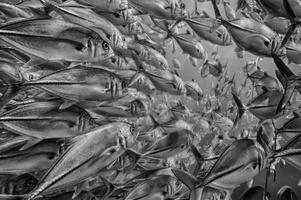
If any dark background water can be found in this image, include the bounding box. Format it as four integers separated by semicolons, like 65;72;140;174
174;0;301;199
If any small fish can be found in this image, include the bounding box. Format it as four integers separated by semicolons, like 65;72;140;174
0;30;114;66
172;30;206;60
184;12;233;46
0;100;96;140
124;175;180;200
86;98;149;118
130;64;186;96
185;80;203;101
128;0;187;20
211;0;282;57
232;90;283;124
74;0;128;12
100;9;139;26
41;0;126;49
0;66;128;109
223;0;236;20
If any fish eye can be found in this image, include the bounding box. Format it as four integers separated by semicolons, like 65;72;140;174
130;126;137;134
121;81;127;88
89;118;95;125
102;41;110;51
217;32;222;38
172;83;177;89
48;154;56;160
26;180;35;187
263;40;269;47
28;74;34;80
114;13;121;18
180;3;186;9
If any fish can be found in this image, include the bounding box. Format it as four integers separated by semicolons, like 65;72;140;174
185;80;203;101
40;0;126;49
211;0;283;57
0;66;128;110
0;30;114;66
124;175;179;200
172;138;267;200
20;122;137;200
0;100;96;140
171;30;206;60
86;98;149;118
184;12;233;46
73;0;128;12
128;0;187;20
231;90;284;125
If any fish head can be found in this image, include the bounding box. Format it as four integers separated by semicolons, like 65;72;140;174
216;26;233;46
0;61;23;83
276;186;297;200
117;122;139;147
93;37;114;61
172;75;186;95
192;42;206;59
116;77;129;98
11;173;38;195
129;99;150;117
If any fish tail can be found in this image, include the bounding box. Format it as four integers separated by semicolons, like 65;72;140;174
272;148;301;159
171;168;204;199
0;71;24;110
231;92;246;127
211;0;222;20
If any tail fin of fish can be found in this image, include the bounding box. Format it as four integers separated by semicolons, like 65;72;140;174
231;92;246;127
0;69;24;110
211;0;223;20
271;53;296;114
171;168;204;199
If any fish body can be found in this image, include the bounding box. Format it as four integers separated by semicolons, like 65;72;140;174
0;30;113;64
172;32;205;59
25;122;136;199
0;100;95;139
128;0;187;20
74;0;128;12
184;15;232;46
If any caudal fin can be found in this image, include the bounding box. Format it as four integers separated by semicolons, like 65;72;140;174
231;92;245;127
0;64;24;109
